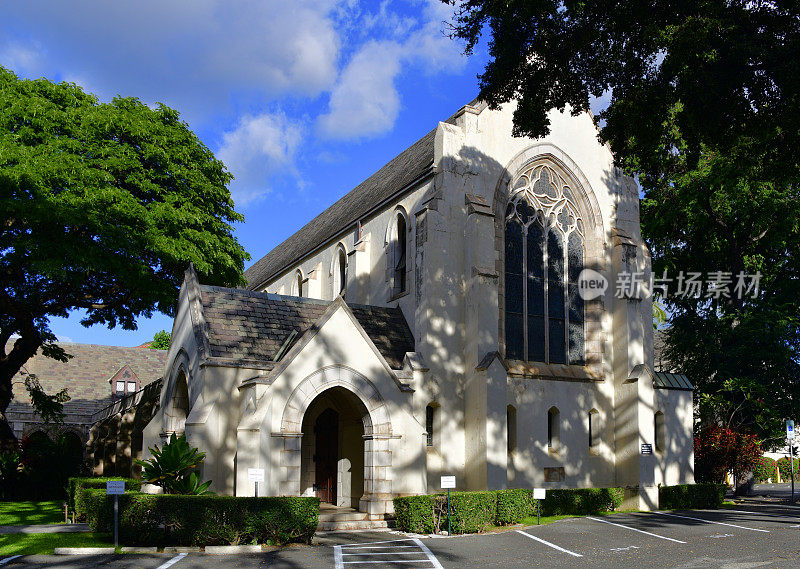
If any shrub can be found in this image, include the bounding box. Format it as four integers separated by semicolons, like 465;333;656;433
81;490;319;545
658;483;726;509
67;477;142;519
777;457;800;482
135;434;212;494
393;495;437;534
753;456;777;482
540;488;624;516
495;489;533;524
694;425;761;485
447;491;497;534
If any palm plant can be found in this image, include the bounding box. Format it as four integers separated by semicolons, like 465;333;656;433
135;433;213;495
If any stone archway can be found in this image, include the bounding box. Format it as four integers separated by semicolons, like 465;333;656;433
278;366;393;516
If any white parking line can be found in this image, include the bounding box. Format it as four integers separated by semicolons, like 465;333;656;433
724;509;800;520
516;530;583;557
0;556;22;566
335;537;443;569
587;516;687;543
156;553;189;569
653;512;771;532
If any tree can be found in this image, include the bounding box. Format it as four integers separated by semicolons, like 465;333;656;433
150;330;171;351
694;425;760;491
445;0;800;442
0;67;249;435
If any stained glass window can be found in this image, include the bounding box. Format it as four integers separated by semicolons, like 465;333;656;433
504;164;585;364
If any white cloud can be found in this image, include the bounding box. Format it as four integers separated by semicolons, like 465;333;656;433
318;41;403;140
318;0;466;140
0;40;42;72
1;1;341;123
217;112;304;206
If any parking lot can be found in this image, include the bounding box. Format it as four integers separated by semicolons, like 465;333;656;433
4;503;800;569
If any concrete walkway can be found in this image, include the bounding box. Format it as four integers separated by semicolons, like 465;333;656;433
0;523;91;534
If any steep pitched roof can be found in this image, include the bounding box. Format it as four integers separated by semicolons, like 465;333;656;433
244;129;437;291
199;285;414;369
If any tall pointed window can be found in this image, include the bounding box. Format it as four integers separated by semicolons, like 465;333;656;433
333;245;347;297
504;165;585;364
392;212;407;296
292;270;304;297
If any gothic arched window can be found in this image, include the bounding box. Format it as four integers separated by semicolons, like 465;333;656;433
333;245;347;297
292;269;304;297
504;165;585;365
390;211;408;296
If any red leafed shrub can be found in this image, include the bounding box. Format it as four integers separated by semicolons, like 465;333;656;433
694;425;761;485
752;456;777;482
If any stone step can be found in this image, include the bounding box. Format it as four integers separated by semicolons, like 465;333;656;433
317;519;395;532
318;511;370;522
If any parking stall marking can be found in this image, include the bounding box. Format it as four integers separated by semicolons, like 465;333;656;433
653;511;771;532
586;516;687;544
156;552;189;569
723;509;800;521
0;556;21;566
515;530;583;558
334;538;443;569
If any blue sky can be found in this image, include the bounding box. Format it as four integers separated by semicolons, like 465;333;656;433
2;0;493;346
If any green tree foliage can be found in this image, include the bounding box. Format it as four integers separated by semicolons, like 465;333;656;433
0;67;248;433
150;330;171;350
23;374;69;424
445;0;800;441
136;433;212;495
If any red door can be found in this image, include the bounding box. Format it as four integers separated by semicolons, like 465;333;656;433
314;408;338;504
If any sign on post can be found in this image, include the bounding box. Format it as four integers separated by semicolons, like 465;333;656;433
789;420;796;505
440;476;456;489
533;488;546;525
787;420;794;438
106;480;125;550
248;468;265;497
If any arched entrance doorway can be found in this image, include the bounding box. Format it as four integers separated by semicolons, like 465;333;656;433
300;387;365;509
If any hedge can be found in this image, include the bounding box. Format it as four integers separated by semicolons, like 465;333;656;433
753;456;777;482
393;487;624;534
777;457;800;482
658;483;726;510
68;477;141;520
81;489;319;545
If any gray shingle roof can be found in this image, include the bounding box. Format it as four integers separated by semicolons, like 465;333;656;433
199;285;414;369
244;128;437;290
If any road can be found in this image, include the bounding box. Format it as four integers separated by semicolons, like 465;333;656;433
4;503;800;569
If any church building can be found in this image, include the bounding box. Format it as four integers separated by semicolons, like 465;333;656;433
142;100;695;516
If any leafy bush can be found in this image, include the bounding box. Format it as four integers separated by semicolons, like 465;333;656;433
447;491;497;534
694;425;760;485
753;456;777;482
777;457;800;482
81;490;319;545
495;489;533;524
0;451;21;500
540;488;624;516
68;477;141;519
135;434;212;494
393;495;437;534
658;483;726;509
393;487;623;534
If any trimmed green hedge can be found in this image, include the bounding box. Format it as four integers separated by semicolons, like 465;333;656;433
658;483;726;510
777;457;800;482
81;489;319;545
68;477;141;520
539;488;624;516
393;487;624;534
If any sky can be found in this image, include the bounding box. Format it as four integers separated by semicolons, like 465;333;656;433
1;0;497;346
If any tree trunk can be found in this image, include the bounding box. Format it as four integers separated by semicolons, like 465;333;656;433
0;331;43;438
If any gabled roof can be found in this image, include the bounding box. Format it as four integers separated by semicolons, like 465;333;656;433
199;285;414;369
653;371;694;391
244;128;437;291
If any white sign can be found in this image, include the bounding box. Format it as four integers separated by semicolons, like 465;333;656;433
533;488;546;500
787;420;795;437
106;480;125;495
441;475;456;489
641;443;653;455
248;468;265;482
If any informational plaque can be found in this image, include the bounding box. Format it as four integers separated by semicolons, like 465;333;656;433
106;480;125;495
641;443;653;455
440;475;456;489
533;488;546;500
248;468;265;482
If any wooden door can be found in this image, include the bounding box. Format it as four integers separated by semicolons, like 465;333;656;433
314;408;338;504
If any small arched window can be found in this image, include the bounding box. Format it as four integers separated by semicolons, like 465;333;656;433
425;404;436;447
392;212;407;296
589;409;600;448
507;405;517;455
333;245;347;297
504;165;585;364
547;406;560;451
292;270;304;297
655;411;666;452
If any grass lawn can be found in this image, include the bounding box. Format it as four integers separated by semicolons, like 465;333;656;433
0;501;64;526
519;514;578;526
0;533;112;555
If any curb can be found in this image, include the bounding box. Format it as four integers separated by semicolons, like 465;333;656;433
120;547;158;553
53;547;116;555
204;545;263;554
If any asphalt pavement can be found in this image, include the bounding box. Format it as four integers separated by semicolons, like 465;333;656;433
4;502;800;569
